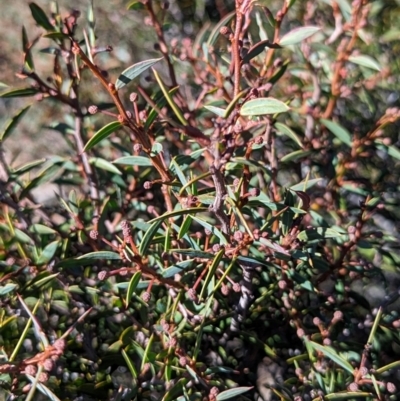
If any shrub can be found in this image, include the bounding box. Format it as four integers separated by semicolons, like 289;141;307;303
1;1;400;400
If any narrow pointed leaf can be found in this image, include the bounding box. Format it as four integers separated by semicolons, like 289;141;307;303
321;118;352;147
0;104;31;142
11;158;46;175
0;88;39;98
83;121;122;152
113;156;152;166
116;58;162;90
348;55;381;71
240;97;289;116
204;105;226;117
89;157;122;175
29;2;55;31
125;272;142;307
275;122;303;148
206;11;235;48
309;341;354;373
242;40;281;63
37;241;59;265
279;26;320;46
139;219;164;256
77;251;121;260
153;69;187;125
216;386;253;400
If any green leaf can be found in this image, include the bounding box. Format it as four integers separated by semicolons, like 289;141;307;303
216;386;253;401
139;219;164;256
275;122;303;148
290;178;322;191
0;283;18;296
279;26;320;46
298;227;346;241
77;251;122;260
37;241;59;265
89;157;122;175
348;55;381;71
0;104;31;142
199;249;224;300
127;0;145;10
115;58;163;90
113;156;153;166
83;121;122;152
29;224;57;235
43;32;69;40
11;158;46;175
22;26;35;71
153;69;187;125
125;272;142;307
191;216;228;244
206;11;235;48
308;341;354;374
204;105;226;117
20;163;62;199
0;88;38;98
242;40;281;63
240;97;290;116
375;141;400;161
178;215;192;239
281;150;312;163
29;2;55;31
144;87;179;132
321;118;352;147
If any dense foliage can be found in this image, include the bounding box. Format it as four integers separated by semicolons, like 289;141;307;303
1;1;400;400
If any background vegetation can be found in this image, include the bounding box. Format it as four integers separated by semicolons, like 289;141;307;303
1;1;400;400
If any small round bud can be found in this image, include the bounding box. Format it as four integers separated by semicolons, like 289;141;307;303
168;337;177;347
88;105;98;115
142;292;151;302
313;317;321;326
387;382;396;393
98;270;108;280
348;382;358;392
348;225;356;234
232;283;241;292
297;328;305;338
205;229;212;236
25;364;37;376
162;322;170;332
188;288;197;301
118;114;125;124
89;230;98;240
323;338;331;346
144;181;152;190
133;143;142;153
278;280;287;290
254;136;263;145
249;188;260;197
39;372;49;383
220;26;231;37
130;92;138;102
179;356;187;366
233;178;240;187
210;387;219;397
212;244;221;253
53;338;66;352
233;231;244;242
333;310;343;321
43;358;55;372
221;284;230;296
126;111;132;119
